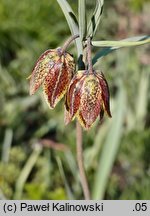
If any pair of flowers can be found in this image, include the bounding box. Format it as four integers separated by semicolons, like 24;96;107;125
29;40;111;130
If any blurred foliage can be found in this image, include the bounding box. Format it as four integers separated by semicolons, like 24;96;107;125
0;0;150;199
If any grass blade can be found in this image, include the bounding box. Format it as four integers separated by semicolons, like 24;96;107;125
78;0;87;41
14;144;42;199
87;0;104;38
135;69;150;129
1;128;13;163
92;35;150;65
64;150;79;184
56;156;74;199
92;83;126;199
92;37;150;47
57;0;82;55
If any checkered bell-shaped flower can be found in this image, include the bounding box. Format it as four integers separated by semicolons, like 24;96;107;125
65;70;112;130
29;48;75;108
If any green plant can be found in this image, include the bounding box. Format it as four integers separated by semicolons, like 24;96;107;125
29;0;150;199
27;0;149;200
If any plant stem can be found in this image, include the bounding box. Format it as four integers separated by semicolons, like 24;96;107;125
61;34;79;53
76;121;91;200
87;37;93;73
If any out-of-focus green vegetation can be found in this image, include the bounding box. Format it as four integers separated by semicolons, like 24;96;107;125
0;0;149;199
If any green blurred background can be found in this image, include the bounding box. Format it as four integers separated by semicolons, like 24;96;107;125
0;0;150;200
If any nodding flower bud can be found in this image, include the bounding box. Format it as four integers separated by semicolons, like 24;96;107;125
29;48;75;108
65;70;112;130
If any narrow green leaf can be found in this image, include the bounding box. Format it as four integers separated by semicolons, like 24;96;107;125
135;70;150;129
2;128;13;163
87;0;104;38
92;83;126;199
84;120;111;170
57;0;83;56
14;144;42;199
57;0;78;34
92;35;150;65
78;0;87;40
56;156;74;199
64;150;79;183
92;37;150;47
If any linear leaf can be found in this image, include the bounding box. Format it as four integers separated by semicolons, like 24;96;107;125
57;0;82;55
92;37;150;47
14;144;42;199
87;0;104;38
92;35;150;65
56;156;74;199
78;0;87;40
135;70;150;129
2;128;13;163
92;83;126;199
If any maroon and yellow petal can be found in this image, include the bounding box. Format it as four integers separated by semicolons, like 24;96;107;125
96;72;112;117
99;106;104;121
76;110;87;129
76;75;102;129
42;61;62;108
43;53;75;109
66;70;86;118
29;49;60;95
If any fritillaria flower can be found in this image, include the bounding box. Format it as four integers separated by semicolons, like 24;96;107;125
65;70;112;130
29;48;75;108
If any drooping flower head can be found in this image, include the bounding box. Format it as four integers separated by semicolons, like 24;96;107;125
65;70;111;130
29;48;75;108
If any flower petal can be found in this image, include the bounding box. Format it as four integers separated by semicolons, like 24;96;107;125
99;107;104;121
97;72;112;117
42;61;62;108
43;53;75;109
77;75;102;129
76;110;87;129
66;71;86;118
29;49;59;95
